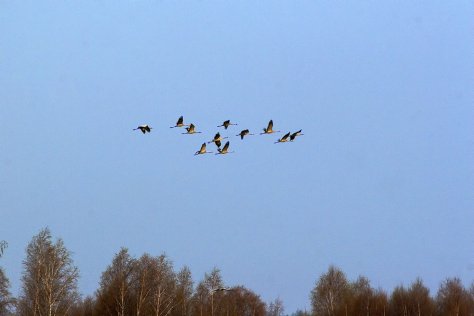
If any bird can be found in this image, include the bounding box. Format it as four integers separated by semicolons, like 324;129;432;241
275;132;291;144
194;143;213;155
216;141;234;155
218;120;238;129
260;120;280;135
170;116;189;128
182;123;202;134
208;132;228;145
211;287;231;293
236;129;254;140
290;129;304;141
133;125;152;134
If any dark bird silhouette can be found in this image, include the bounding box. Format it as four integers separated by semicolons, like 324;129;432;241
133;125;152;134
208;132;228;145
182;123;202;134
216;141;234;155
275;132;291;144
218;120;238;129
236;129;254;140
170;116;189;128
215;140;222;148
194;143;213;155
290;130;304;141
260;120;280;135
211;287;231;293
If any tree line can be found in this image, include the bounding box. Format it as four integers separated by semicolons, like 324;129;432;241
0;228;473;316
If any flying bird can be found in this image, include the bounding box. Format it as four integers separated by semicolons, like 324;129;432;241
133;125;152;134
218;120;238;129
216;141;234;155
290;130;304;141
194;143;213;155
170;116;189;128
236;129;254;140
275;132;291;144
211;287;231;293
182;123;202;134
260;120;280;135
208;132;228;145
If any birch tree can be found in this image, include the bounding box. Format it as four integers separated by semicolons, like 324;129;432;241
95;248;135;316
174;266;193;316
310;265;349;316
0;266;15;315
17;228;79;316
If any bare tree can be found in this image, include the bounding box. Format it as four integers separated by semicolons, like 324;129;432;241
310;265;349;316
148;254;176;316
130;253;155;316
0;266;15;315
371;288;388;316
221;286;266;316
436;277;471;316
174;266;193;316
267;297;285;316
95;247;135;316
407;278;434;316
191;268;224;316
390;285;409;316
348;276;373;316
17;228;79;316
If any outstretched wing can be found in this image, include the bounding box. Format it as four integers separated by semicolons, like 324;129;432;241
177;116;184;125
215;140;222;147
267;120;273;131
222;141;229;151
282;132;290;141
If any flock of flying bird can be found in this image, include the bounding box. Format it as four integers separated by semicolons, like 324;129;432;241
133;116;303;156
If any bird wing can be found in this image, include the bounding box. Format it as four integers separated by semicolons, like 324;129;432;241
267;120;273;130
200;143;206;152
282;132;290;140
222;141;229;151
145;126;151;132
214;132;220;140
177;116;184;125
215;140;221;147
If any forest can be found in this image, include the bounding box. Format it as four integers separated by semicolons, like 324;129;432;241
0;228;473;316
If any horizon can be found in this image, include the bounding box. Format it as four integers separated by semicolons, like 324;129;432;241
1;1;473;313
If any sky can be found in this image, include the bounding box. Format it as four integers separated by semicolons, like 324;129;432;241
1;0;473;313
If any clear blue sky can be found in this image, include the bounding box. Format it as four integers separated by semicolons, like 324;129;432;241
1;1;473;312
